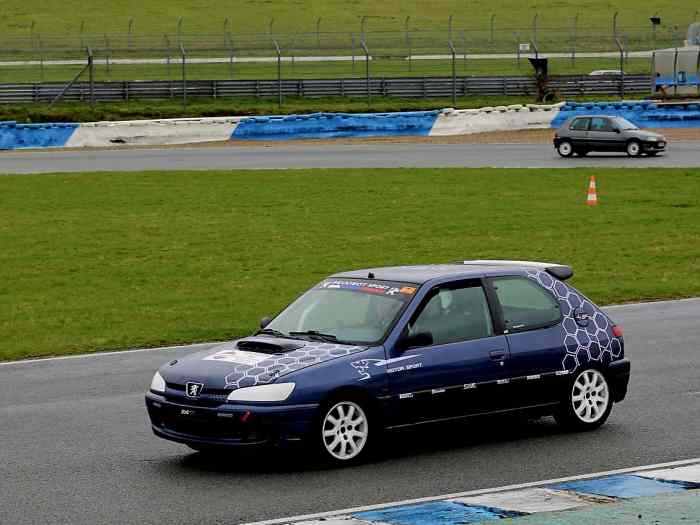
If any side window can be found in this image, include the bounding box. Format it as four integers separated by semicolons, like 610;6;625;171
491;277;561;332
570;118;590;131
408;283;493;346
590;117;612;131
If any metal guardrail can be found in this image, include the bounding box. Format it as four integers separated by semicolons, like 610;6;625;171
0;75;650;104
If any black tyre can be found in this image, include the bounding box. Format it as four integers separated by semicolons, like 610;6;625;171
316;398;372;465
557;140;574;157
554;368;613;431
626;140;642;157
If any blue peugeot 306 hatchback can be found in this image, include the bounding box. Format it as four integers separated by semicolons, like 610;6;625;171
146;260;630;464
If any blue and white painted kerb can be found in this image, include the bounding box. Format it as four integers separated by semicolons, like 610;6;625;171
261;461;700;525
2;100;700;150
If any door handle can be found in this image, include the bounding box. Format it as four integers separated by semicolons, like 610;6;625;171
489;349;507;361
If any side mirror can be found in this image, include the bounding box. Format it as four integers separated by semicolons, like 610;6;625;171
398;332;433;351
260;316;272;329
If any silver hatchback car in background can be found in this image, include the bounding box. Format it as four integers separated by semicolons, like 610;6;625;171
553;115;667;157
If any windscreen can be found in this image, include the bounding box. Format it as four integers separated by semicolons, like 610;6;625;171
266;279;418;344
615;117;639;130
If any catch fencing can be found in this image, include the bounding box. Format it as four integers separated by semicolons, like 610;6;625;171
0;74;651;104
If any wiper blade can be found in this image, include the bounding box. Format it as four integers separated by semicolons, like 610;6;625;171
289;330;338;342
254;328;290;338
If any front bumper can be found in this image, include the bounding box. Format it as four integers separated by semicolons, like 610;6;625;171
643;140;666;152
608;358;631;403
145;391;318;448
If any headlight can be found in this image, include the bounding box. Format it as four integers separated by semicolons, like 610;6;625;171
227;383;295;402
150;371;166;393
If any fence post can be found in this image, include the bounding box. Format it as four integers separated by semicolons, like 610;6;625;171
650;51;656;95
515;31;521;70
461;30;466;69
87;46;95;107
405;16;412;73
177;17;183;46
448;40;456;107
360;16;368;44
614;36;624;99
180;43;187;110
361;40;370;105
673;48;678;97
696;49;700;97
104;35;112;80
274;40;282;109
38;35;45;82
352;33;356;74
571;13;579;67
316;17;322;53
532;12;539;51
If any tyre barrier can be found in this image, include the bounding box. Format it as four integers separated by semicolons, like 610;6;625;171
2;100;700;150
230;111;440;140
550;101;700;129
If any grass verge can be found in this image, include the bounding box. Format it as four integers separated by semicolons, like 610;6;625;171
1;167;698;361
1;94;635;123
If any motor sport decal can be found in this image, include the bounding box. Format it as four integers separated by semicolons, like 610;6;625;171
203;349;270;365
525;270;622;372
318;280;416;297
351;355;423;381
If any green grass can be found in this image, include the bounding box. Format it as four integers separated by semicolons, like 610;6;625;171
0;0;696;38
1;168;699;361
0;57;651;84
0;94;639;124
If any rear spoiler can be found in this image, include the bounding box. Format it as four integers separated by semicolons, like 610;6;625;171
458;260;574;281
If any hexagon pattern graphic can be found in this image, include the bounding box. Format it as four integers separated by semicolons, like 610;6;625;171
525;270;622;372
224;341;366;389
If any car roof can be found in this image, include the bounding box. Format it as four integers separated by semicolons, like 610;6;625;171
332;260;572;284
567;115;620;119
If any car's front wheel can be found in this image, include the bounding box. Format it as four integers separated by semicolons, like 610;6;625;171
626;140;642;157
557;140;574;157
555;368;612;431
318;399;371;464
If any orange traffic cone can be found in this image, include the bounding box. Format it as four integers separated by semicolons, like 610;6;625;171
587;176;598;206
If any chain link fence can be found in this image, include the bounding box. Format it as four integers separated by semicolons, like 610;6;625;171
0;12;692;105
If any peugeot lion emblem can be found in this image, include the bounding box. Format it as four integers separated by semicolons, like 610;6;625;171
185;382;204;398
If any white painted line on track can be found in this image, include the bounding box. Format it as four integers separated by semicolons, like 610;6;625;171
2;296;698;366
0;341;224;367
240;457;700;525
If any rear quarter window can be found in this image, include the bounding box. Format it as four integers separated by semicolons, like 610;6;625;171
570;118;590;131
491;277;562;332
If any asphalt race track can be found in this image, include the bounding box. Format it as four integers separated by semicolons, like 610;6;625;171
1;142;700;173
1;298;699;525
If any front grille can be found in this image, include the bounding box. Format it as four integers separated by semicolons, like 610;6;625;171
149;404;266;442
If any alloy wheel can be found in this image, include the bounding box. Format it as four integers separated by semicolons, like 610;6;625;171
322;401;368;461
571;369;610;423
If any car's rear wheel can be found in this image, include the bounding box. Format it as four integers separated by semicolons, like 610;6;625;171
626;140;642;157
555;368;612;431
557;140;574;157
318;399;371;465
